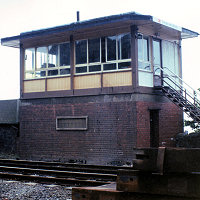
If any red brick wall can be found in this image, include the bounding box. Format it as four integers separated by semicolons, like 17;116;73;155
19;95;137;165
18;94;183;165
136;101;183;147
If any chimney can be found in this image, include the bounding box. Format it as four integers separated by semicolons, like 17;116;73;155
77;11;80;22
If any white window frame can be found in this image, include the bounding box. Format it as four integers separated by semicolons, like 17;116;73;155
24;42;71;80
75;33;131;75
56;116;88;131
138;34;152;72
104;34;131;72
75;38;102;74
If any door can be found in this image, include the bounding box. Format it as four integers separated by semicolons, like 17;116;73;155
153;40;162;86
150;110;159;147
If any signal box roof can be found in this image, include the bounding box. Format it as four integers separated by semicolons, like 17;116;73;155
1;12;198;48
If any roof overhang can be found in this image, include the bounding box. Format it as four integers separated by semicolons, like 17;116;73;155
1;12;199;48
181;27;199;39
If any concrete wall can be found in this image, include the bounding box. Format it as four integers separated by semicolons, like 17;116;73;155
0;99;19;157
0;124;18;156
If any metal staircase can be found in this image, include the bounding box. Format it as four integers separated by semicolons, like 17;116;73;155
154;67;200;124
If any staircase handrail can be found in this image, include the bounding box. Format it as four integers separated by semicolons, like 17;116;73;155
162;66;200;98
163;75;200;109
155;66;200;105
161;76;200;123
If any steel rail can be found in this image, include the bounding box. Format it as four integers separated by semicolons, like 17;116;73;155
0;172;112;186
0;159;132;186
0;165;117;181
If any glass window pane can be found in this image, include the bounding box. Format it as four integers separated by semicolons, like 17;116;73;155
36;47;47;69
48;70;58;76
118;62;131;69
138;61;151;71
35;70;46;78
103;63;116;71
138;36;151;71
107;36;116;61
48;45;58;68
60;68;70;75
75;40;87;64
120;34;131;60
138;39;143;60
153;40;161;66
143;38;149;61
101;37;106;63
25;71;34;79
60;43;70;66
76;66;87;73
88;38;100;63
25;48;35;71
89;65;101;72
118;38;121;60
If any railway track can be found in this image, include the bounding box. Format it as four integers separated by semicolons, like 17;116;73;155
0;159;133;186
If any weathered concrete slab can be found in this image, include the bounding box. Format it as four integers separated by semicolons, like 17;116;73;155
117;169;200;198
72;182;200;200
133;147;200;173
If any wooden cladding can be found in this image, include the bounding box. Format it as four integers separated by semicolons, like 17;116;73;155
74;74;101;90
103;71;132;87
24;79;45;93
47;77;71;91
23;71;132;94
24;77;71;93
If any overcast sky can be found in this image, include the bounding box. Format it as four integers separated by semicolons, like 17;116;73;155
0;0;200;100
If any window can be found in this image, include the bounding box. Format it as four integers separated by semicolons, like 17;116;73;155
138;35;151;71
48;45;58;68
153;40;161;76
25;48;35;71
88;38;100;63
75;33;131;74
60;43;70;66
24;42;70;79
36;47;47;69
103;33;131;71
24;33;131;78
75;40;87;65
107;36;117;61
56;116;88;130
24;48;35;79
75;38;101;73
120;33;131;60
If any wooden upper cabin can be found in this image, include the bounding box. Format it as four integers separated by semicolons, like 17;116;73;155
1;12;198;99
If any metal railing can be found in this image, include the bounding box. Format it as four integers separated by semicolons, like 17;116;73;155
155;66;200;106
154;66;200;123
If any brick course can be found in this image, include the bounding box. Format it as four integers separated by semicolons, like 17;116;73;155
136;101;183;147
19;93;183;165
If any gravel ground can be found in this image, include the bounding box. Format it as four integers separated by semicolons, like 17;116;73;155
0;179;72;200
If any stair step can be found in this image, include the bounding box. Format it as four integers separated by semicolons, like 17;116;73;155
165;91;180;97
155;83;200;125
190;113;200;117
172;99;179;103
184;108;193;112
154;86;163;90
178;104;184;108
